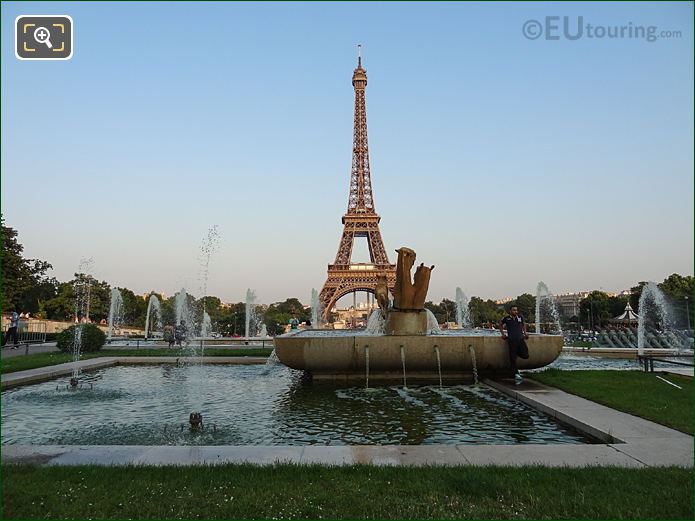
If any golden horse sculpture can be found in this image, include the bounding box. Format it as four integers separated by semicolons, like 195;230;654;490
392;247;435;311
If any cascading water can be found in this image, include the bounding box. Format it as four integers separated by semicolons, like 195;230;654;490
311;288;321;329
400;345;407;388
535;281;562;334
365;345;370;389
144;294;162;339
426;309;442;334
637;282;673;355
260;324;268;338
468;345;479;385
245;289;258;338
365;309;386;335
107;288;124;340
455;287;471;329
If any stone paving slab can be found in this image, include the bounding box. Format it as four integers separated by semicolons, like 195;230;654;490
662;368;693;378
0;443;658;467
458;443;644;467
1;343;59;359
486;378;693;444
485;378;693;468
608;438;695;467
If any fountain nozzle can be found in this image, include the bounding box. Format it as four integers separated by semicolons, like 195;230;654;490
189;412;203;429
69;377;79;388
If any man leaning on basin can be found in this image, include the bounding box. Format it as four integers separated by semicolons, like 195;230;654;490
500;305;530;384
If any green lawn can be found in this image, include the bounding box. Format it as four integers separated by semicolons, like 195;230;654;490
530;369;693;434
2;464;691;520
1;348;273;374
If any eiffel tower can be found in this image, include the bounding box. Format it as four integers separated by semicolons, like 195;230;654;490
319;47;396;321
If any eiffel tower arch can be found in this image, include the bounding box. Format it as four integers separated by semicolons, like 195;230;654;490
320;47;396;321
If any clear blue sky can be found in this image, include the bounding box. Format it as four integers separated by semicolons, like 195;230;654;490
2;1;693;305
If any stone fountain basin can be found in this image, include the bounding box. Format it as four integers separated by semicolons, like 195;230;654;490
274;332;563;380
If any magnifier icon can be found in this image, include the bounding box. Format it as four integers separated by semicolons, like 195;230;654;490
33;26;53;49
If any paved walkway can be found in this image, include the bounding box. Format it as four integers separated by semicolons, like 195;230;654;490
661;367;693;378
1;342;59;359
486;378;693;467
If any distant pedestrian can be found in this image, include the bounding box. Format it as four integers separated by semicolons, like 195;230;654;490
3;310;20;349
500;305;529;383
163;323;176;348
289;313;299;331
175;320;188;347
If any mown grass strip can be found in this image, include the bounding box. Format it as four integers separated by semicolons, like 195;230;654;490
2;464;691;520
530;369;693;434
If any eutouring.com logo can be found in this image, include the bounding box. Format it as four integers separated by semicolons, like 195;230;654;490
522;16;682;43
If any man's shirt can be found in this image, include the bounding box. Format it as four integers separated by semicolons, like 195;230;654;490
501;314;525;341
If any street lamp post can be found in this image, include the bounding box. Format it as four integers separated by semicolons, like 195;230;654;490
685;296;691;331
589;300;594;332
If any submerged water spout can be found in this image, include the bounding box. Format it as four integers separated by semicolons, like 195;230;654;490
535;281;562;335
455;288;471;329
311;289;321;329
144;294;162;339
245;289;258;338
637;282;672;355
107;288;124;340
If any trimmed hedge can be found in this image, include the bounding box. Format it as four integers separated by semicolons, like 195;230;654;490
56;324;106;353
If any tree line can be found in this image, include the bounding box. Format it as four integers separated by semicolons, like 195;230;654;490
1;216;309;336
3;215;692;334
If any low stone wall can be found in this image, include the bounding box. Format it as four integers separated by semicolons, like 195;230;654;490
1;317;144;336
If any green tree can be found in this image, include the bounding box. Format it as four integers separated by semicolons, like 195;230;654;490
20;277;59;316
119;287;147;327
629;282;648;312
1;216;54;311
509;293;536;323
215;302;246;336
658;274;694;328
659;273;694;298
468;297;505;327
608;295;629;318
580;291;612;329
44;275;111;322
263;298;310;335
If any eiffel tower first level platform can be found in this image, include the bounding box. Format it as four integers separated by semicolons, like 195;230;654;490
320;215;396;316
319;47;396;319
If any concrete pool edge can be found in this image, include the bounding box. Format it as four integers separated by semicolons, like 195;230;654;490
2;438;690;467
1;357;270;390
2;361;692;468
